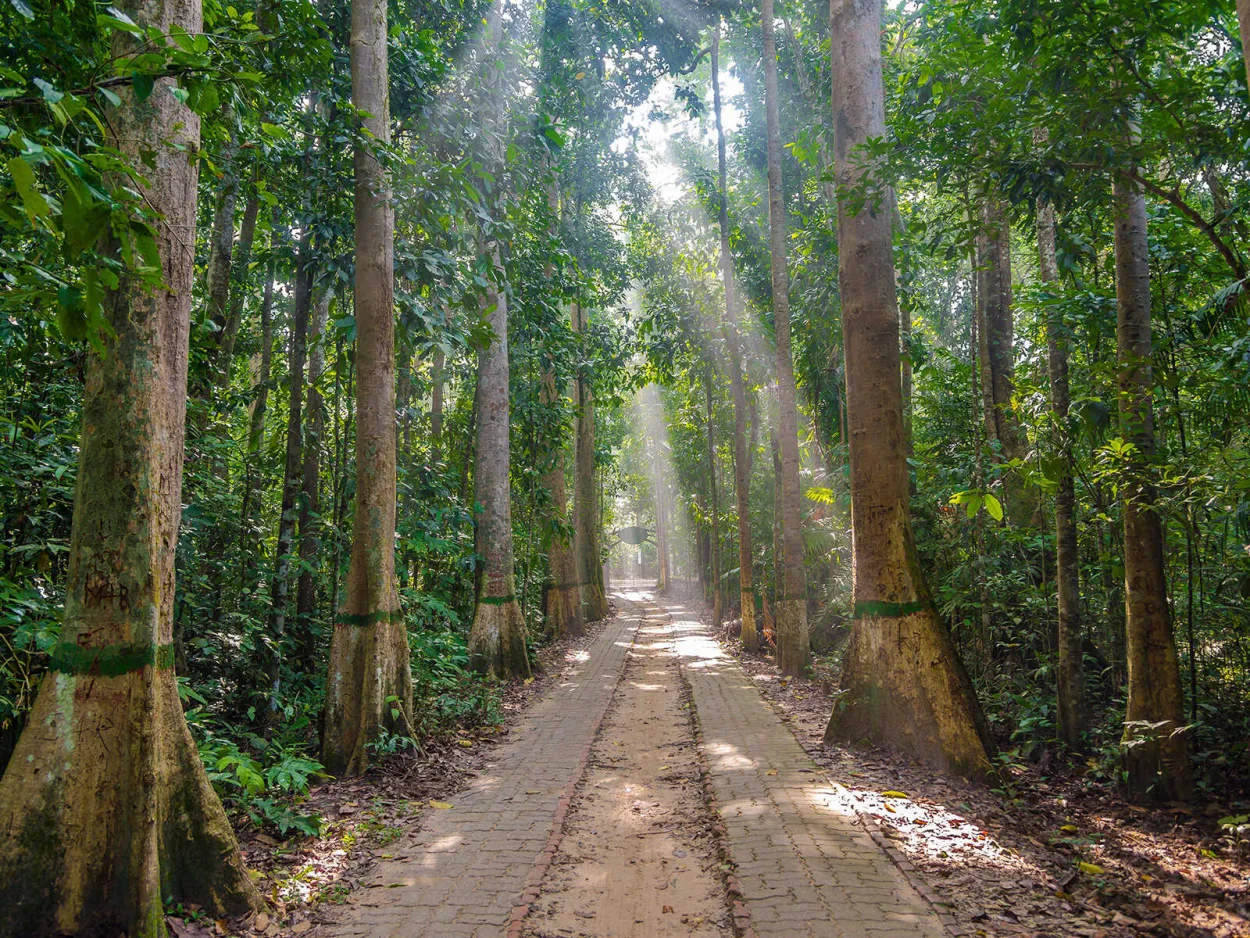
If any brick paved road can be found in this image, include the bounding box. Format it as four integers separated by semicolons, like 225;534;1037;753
649;589;948;938
322;588;947;938
320;612;637;938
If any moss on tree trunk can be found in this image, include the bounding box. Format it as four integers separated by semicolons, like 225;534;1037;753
822;0;993;781
0;1;260;928
322;0;414;777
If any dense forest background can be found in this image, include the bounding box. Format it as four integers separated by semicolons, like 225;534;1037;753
2;0;1249;861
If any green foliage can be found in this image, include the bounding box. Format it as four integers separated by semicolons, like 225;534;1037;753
187;704;325;838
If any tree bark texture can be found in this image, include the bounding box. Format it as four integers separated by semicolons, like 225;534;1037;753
297;286;331;636
269;246;310;704
0;2;260;930
706;370;723;627
763;0;809;675
573;299;608;621
469;258;531;677
1037;184;1086;749
540;179;582;638
823;0;993;780
216;183;260;386
541;361;583;638
712;23;757;653
1112;170;1192;800
241;246;276;560
975;197;1031;525
203;122;239;381
323;0;414;776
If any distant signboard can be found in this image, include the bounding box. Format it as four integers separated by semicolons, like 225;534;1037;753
615;525;652;546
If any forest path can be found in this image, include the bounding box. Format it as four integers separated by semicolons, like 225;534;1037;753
321;586;949;938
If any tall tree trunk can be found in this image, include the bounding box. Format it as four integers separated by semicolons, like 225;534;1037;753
0;2;260;929
1112;167;1192;800
823;0;992;779
541;179;582;637
323;0;414;776
573;298;607;620
1037;178;1086;749
542;358;583;637
763;0;809;674
712;22;757;652
467;0;530;677
706;369;722;627
296;286;330;638
468;256;531;677
241;245;276;567
203;121;240;382
269;247;311;706
1238;0;1250;94
431;348;445;463
976;197;1031;524
215;182;260;387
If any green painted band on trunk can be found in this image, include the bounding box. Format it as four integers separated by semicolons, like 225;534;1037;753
50;642;175;676
853;599;929;619
477;594;517;606
336;609;402;627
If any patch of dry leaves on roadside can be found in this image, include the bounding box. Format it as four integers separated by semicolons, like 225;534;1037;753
166;613;615;938
725;636;1249;938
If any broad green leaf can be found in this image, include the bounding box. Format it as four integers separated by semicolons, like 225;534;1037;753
8;157;51;222
133;74;155;103
983;493;1004;522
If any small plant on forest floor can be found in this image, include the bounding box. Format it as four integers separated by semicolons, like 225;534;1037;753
185;699;326;837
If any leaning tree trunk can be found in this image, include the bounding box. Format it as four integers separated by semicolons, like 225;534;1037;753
468;255;531;677
1036;177;1086;749
763;0;809;674
712;23;757;653
822;0;993;780
573;298;608;621
1112;167;1193;801
323;0;414;776
0;1;261;931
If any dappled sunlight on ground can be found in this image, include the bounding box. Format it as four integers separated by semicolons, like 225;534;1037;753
648;586;1250;937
